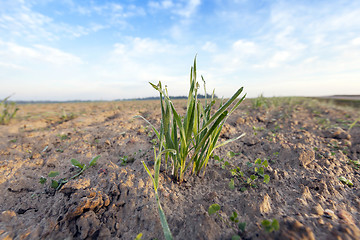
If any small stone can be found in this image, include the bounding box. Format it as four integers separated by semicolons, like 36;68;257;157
324;209;336;219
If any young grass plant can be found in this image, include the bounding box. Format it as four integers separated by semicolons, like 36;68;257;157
138;57;246;183
0;95;19;125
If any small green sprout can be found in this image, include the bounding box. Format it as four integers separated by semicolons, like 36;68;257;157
227;151;240;158
40;155;100;191
261;219;280;233
347;159;360;169
57;134;69;140
134;233;143;240
214;154;230;169
208;204;221;215
339;176;353;186
120;155;129;166
208;204;246;238
228;158;270;191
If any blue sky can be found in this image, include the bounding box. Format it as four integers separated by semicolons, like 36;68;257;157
1;0;360;101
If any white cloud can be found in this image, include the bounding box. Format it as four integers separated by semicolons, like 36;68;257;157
0;61;25;70
0;41;83;66
351;37;360;46
175;0;201;18
202;41;217;52
232;40;258;54
148;1;174;10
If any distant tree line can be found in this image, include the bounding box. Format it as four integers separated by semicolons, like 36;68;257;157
14;93;218;104
117;93;218;102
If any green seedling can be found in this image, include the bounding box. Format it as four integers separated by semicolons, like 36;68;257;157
0;95;19;125
57;134;69;140
261;219;280;233
208;204;246;238
40;155;100;191
227;151;240;158
213;154;230;169
230;158;270;191
339;176;353;186
60;109;76;122
137;57;246;183
134;233;143;240
347;159;360;169
253;126;265;132
120;149;143;166
120;155;129;166
119;155;135;166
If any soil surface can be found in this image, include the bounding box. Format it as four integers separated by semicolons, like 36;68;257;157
0;98;360;240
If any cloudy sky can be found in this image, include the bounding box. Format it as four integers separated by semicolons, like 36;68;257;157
1;0;360;101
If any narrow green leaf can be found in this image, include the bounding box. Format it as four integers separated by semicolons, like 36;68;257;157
199;87;244;133
213;133;245;150
89;155;100;167
48;171;59;178
157;196;173;240
134;115;160;140
71;159;84;169
208;204;220;215
142;161;156;192
250;175;257;180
